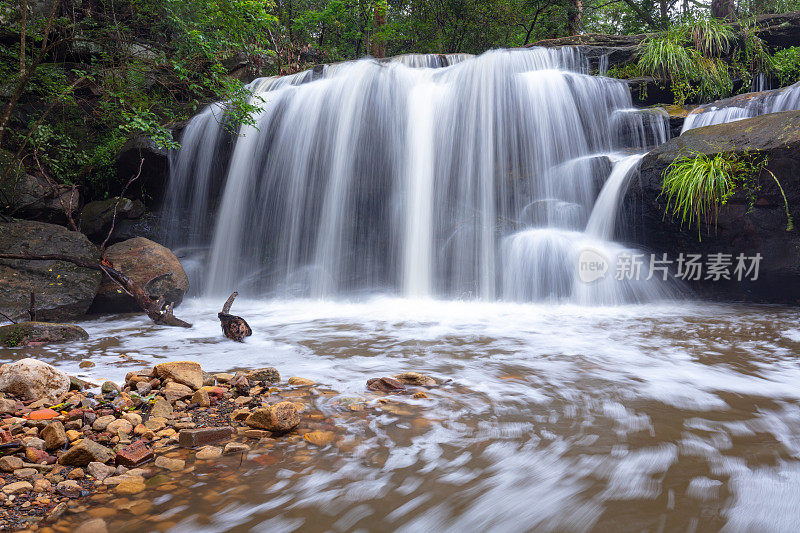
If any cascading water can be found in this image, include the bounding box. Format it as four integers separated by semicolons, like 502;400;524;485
165;47;673;304
681;80;800;132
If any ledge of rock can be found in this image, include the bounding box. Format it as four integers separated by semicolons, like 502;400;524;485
79;197;145;243
0;173;80;224
0;322;88;347
90;237;189;313
623;110;800;303
0;220;102;322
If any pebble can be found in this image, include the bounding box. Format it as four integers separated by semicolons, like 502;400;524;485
154;456;185;472
195;446;223;460
114;479;146;495
2;481;33;495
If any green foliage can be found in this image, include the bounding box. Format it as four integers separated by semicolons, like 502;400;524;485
0;325;25;348
687;16;734;57
638;30;696;82
0;0;275;202
661;150;792;239
773;47;800;87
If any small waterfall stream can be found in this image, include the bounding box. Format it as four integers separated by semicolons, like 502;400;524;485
165;48;673;304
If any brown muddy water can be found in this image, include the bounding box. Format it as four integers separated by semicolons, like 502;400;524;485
3;297;800;532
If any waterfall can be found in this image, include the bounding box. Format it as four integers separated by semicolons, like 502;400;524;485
681;81;800;133
165;47;674;304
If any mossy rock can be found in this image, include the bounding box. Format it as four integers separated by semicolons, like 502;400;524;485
0;322;88;347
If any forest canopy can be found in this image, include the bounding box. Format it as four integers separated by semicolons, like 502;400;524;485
1;0;799;204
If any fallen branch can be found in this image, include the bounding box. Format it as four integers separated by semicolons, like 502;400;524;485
218;291;251;342
100;157;144;253
0;253;191;328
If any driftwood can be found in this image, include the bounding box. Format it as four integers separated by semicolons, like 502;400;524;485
0;253;191;328
218;291;251;342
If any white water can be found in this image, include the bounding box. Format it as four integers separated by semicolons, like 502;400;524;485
681;80;800;133
165;48;671;305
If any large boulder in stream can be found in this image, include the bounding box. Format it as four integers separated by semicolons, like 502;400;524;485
79;197;146;243
0;358;71;403
623;110;800;303
1;172;81;224
0;220;102;321
90;237;189;313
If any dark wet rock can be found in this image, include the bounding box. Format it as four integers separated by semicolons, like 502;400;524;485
0;172;81;223
79;197;145;242
90;237;189;313
366;377;405;392
245;402;299;433
114;135;169;207
0;220;102;322
245;368;281;383
0;322;88;347
0;358;70;403
624;110;800;303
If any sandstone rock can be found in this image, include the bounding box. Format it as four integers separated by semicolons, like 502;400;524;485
122;413;142;427
244;402;299;433
92;415;116;432
0;398;17;414
101;381;120;394
59;439;114;466
393;372;437;386
144;417;166;432
56;479;82;497
0;220;101;321
150;398;173;418
195;446;223;460
191;388;210;407
288;377;315;386
245;367;280;383
2;481;33;495
91;237;189;313
0;322;88;347
366;377;405;392
413;391;429;399
33;478;52;492
106;419;133;435
0;358;70;402
303;430;336;447
163;382;193;402
41;421;67;450
154;361;203;390
87;462;116;481
0;456;24;472
75;518;108;533
115;479;146;495
223;442;250;455
154;456;184;472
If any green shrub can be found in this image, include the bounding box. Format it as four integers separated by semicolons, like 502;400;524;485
773;47;800;87
661;151;791;239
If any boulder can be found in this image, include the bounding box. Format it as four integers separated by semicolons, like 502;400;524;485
90;237;189;313
0;322;88;347
0;358;70;403
0;220;102;322
0;172;80;223
624;110;800;303
79;197;145;242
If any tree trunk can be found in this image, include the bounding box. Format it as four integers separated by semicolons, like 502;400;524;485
567;0;583;36
371;1;387;58
711;0;736;21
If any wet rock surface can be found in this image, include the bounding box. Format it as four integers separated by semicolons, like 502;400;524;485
0;220;102;322
625;110;800;303
0;322;88;348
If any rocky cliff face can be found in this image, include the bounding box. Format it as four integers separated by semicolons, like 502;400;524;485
623;110;800;302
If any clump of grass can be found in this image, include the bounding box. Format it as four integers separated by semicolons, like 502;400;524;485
661;151;791;239
687;16;734;57
637;31;694;83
